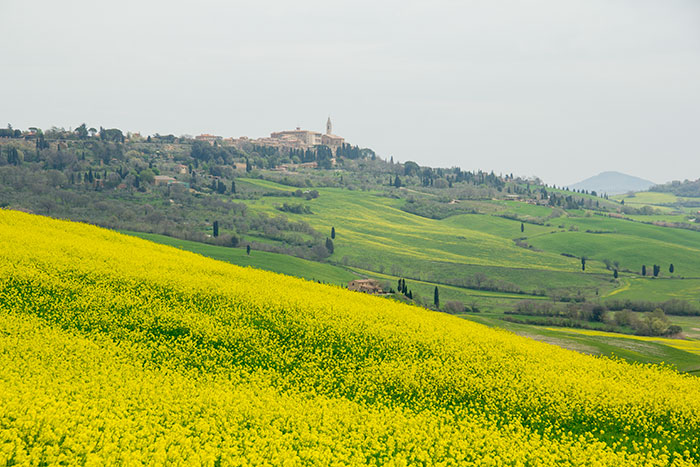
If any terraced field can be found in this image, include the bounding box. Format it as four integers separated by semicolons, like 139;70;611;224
2;210;700;465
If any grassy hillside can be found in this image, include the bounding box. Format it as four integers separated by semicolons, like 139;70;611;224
464;312;700;374
2;210;700;464
236;179;700;306
122;230;359;285
527;216;700;276
240;179;614;294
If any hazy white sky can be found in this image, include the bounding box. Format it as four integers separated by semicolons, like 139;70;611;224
2;0;699;185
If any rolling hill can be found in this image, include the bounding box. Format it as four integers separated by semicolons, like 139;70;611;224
1;210;700;464
123;178;700;372
568;171;655;195
237;179;700;308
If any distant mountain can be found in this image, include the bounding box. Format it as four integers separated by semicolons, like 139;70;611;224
567;171;654;195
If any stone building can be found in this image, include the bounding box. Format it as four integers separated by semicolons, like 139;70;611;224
348;279;384;294
268;117;345;150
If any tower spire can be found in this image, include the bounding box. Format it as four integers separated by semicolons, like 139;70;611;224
326;116;332;135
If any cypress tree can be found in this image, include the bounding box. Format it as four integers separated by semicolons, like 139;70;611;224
213;221;219;237
325;238;334;254
670;264;675;274
246;245;251;255
642;265;647;276
433;286;439;308
231;180;236;194
613;269;618;279
581;257;586;271
331;227;336;239
521;222;524;233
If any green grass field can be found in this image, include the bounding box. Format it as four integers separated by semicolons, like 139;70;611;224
604;277;700;302
613;191;680;205
240;179;613;293
463;313;700;374
348;267;549;310
121;231;358;285
220;179;700;307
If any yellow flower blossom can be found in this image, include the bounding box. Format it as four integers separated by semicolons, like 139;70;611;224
0;210;699;465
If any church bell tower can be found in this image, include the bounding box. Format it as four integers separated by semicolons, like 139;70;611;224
326;116;332;135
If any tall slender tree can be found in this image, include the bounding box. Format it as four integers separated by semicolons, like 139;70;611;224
434;286;440;308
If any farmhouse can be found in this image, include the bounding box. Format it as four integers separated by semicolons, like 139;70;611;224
348;279;383;294
153;175;176;186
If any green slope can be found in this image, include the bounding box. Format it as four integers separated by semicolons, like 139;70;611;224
122;231;358;285
240;179;613;296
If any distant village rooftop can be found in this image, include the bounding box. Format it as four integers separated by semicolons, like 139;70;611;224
195;117;345;150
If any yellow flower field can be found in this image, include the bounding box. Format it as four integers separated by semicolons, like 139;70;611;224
1;210;699;465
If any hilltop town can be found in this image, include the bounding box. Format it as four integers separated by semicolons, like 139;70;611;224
195;117;345;152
